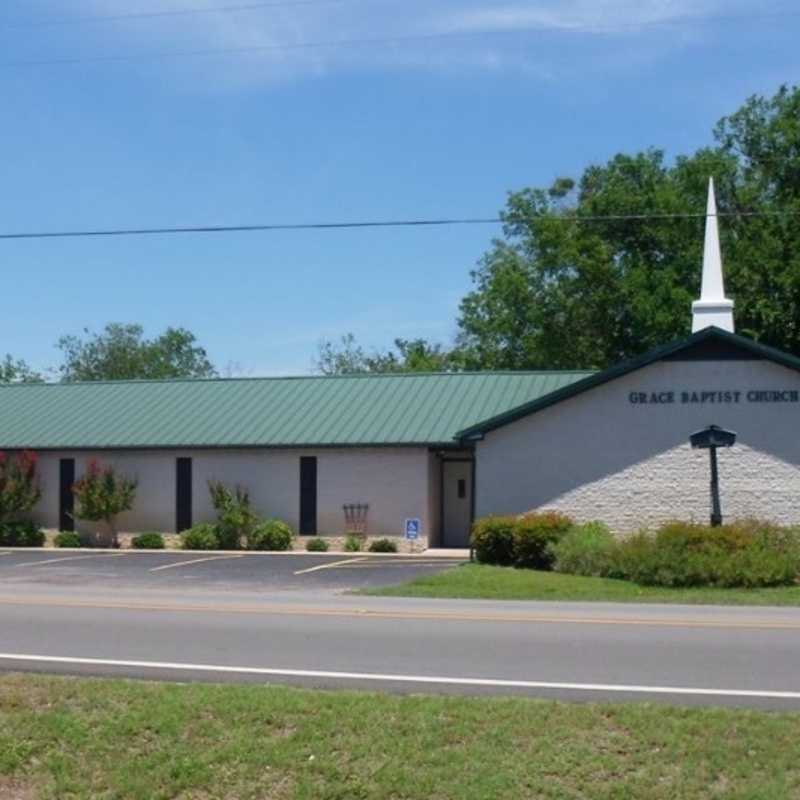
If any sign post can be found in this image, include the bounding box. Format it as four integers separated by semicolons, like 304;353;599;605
690;425;736;527
404;518;421;541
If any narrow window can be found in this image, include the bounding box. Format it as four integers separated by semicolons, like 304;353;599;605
59;459;75;532
457;478;466;499
299;456;318;535
176;457;193;532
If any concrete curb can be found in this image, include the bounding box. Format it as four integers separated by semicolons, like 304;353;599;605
0;547;469;559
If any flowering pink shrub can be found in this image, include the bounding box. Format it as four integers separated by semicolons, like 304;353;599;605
0;450;42;521
72;459;137;548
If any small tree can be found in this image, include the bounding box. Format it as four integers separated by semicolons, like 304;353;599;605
208;480;257;549
0;450;42;521
72;459;137;548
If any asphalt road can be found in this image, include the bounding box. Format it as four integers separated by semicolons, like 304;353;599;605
1;550;800;709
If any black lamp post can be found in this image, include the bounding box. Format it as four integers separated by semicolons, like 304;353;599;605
690;425;736;527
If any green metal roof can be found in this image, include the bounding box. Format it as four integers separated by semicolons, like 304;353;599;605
458;327;800;439
0;371;591;450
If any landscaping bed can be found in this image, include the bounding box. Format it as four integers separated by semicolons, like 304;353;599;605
2;674;800;799
367;515;800;604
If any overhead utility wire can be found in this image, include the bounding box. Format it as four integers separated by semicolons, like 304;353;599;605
3;0;350;29
4;11;799;68
6;7;798;31
2;210;799;241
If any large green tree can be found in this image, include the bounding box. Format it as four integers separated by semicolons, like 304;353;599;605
456;84;800;369
57;323;217;382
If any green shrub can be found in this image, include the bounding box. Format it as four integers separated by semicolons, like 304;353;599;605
181;523;219;551
0;520;45;547
247;519;294;551
131;532;165;550
54;531;82;549
305;537;329;552
715;546;798;588
615;520;800;588
208;481;257;550
369;538;398;553
512;511;574;569
551;522;619;577
344;535;363;552
471;516;516;565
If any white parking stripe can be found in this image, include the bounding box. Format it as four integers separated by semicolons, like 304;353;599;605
0;652;798;700
293;557;367;575
149;555;243;573
14;553;128;568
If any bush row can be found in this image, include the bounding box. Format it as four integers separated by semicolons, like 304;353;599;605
181;519;295;551
180;523;399;553
551;520;800;588
0;520;399;552
473;512;800;588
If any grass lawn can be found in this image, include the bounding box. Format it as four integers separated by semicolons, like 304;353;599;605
364;563;800;605
2;674;800;799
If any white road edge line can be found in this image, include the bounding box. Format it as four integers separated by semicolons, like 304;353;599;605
14;553;128;569
149;555;244;573
293;557;368;575
0;652;798;699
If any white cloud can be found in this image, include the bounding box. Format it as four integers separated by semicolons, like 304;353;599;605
44;0;733;87
437;0;725;35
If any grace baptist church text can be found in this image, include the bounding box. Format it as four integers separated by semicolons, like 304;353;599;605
629;390;800;405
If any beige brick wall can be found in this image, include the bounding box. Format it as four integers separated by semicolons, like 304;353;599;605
476;359;800;532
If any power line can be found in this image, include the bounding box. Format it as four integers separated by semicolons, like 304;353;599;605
3;11;798;69
3;0;350;29
2;210;799;241
6;6;798;32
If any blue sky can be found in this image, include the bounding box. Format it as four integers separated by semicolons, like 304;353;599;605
1;0;798;376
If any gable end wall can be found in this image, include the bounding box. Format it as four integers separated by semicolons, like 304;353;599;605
475;359;800;533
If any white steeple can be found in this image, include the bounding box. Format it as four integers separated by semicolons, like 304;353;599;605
692;177;734;332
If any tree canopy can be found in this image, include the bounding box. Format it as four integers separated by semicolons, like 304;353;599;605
315;334;458;375
1;324;216;384
318;84;800;373
57;324;217;382
0;356;43;384
455;84;800;369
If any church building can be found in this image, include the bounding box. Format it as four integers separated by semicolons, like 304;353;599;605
2;180;799;549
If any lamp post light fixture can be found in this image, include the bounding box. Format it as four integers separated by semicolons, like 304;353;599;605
690;425;737;527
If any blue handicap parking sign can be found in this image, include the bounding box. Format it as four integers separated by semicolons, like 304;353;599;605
404;518;421;539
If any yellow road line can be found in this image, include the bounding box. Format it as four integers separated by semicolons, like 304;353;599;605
293;557;368;575
149;555;244;573
0;595;797;630
14;553;128;569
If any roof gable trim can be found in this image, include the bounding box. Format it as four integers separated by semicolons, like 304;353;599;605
457;328;800;440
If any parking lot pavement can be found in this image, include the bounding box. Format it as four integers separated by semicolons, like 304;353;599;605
0;550;466;594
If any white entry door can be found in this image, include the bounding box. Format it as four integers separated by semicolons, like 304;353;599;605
442;460;473;548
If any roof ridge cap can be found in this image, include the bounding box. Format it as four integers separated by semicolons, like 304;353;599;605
0;368;596;388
